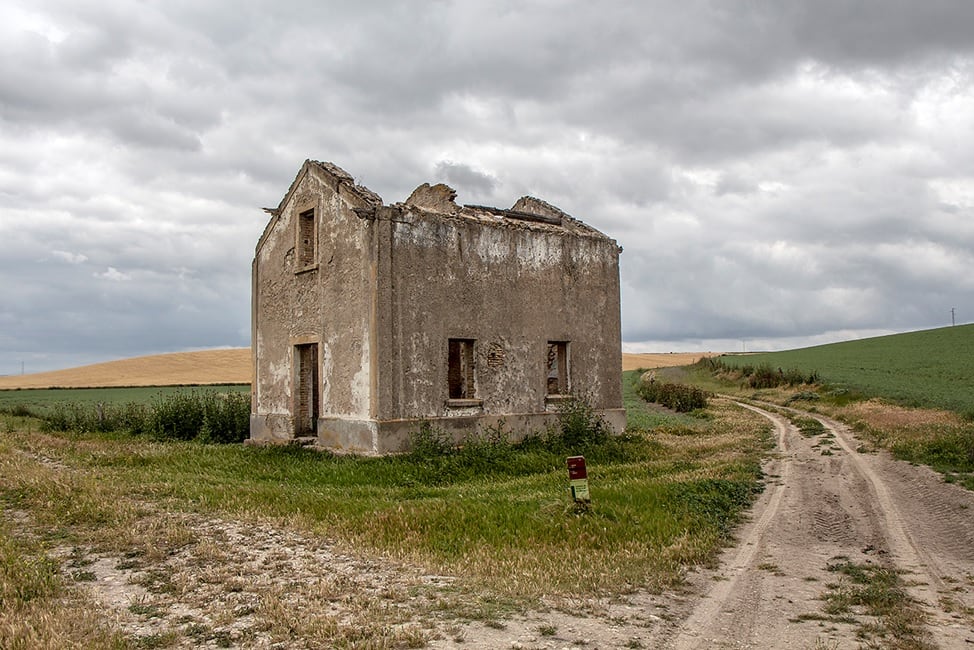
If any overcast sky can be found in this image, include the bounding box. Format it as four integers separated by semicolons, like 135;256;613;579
2;1;973;373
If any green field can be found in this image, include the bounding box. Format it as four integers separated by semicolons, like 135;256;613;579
0;383;771;600
718;324;974;415
0;385;250;415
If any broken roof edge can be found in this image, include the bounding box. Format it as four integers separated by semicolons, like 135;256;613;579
272;159;383;214
256;159;384;254
398;181;612;240
257;160;618;253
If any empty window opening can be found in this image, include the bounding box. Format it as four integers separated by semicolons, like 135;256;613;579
448;339;476;399
546;341;570;395
297;209;316;269
294;343;319;436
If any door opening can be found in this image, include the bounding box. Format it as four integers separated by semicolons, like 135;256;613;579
294;343;319;436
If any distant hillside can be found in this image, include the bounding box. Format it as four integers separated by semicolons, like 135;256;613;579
0;349;707;390
0;349;252;389
720;324;974;414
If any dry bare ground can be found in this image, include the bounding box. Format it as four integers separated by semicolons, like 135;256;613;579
0;350;708;389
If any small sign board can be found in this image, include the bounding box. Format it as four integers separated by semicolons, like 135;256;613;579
567;455;590;502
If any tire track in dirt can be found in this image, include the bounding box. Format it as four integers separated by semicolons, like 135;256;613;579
818;413;974;647
663;402;974;649
667;404;793;649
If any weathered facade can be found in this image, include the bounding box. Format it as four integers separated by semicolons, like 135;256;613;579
250;160;624;453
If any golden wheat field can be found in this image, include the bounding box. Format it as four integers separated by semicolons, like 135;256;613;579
0;349;252;389
0;349;712;389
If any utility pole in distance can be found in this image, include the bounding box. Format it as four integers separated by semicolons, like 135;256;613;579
952;307;956;326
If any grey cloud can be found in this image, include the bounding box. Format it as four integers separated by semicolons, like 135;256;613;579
2;0;973;371
434;161;498;198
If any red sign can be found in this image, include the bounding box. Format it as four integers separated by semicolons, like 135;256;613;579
567;456;590;502
567;456;588;480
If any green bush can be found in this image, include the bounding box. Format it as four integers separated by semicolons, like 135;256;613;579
0;404;34;418
703;358;819;389
150;392;207;440
41;401;148;434
636;379;710;412
37;390;250;443
199;392;251;443
148;391;250;443
401;396;622;484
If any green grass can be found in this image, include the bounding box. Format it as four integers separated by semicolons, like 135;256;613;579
0;385;250;416
622;370;707;431
0;380;775;647
815;559;933;649
686;326;974;490
717;324;974;415
0;393;772;599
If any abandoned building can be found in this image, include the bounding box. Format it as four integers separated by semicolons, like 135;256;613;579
250;159;625;453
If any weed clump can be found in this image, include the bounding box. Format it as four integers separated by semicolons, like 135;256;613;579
554;395;610;448
635;377;710;412
147;391;250;443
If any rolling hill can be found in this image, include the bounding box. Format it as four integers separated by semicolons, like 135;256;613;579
0;349;709;389
719;324;974;414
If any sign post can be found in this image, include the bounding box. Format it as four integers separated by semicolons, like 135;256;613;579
567;455;590;503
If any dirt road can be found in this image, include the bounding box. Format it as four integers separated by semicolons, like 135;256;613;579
663;403;974;649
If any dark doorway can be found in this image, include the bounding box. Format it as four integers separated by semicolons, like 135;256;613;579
294;343;319;436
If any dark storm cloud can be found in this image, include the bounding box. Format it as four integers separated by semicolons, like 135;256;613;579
1;0;973;372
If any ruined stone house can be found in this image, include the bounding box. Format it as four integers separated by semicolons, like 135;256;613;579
250;159;624;453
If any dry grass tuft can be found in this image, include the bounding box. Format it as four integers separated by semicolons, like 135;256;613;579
841;399;963;430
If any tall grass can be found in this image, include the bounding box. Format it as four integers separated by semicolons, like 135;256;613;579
636;377;711;412
34;389;251;443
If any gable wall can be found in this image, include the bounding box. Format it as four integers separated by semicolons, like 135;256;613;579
251;166;375;440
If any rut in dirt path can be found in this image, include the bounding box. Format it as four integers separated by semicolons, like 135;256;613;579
664;402;974;650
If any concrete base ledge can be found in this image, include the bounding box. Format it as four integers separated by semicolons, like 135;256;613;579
250;408;627;455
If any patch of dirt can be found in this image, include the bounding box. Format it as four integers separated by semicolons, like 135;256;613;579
58;512;686;649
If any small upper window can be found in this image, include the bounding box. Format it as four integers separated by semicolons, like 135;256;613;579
448;338;476;400
297;208;316;270
546;341;569;395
